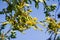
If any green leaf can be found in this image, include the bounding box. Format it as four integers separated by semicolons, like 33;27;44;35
48;23;52;29
10;31;16;38
0;11;4;14
56;36;60;40
24;0;28;3
29;0;32;4
7;3;13;13
50;5;56;11
35;2;39;9
12;0;17;5
44;11;50;17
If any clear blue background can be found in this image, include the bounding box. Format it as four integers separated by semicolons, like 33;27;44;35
0;0;59;40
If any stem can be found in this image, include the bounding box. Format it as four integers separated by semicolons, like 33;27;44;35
43;0;47;9
0;21;7;23
55;11;56;20
5;29;11;35
54;33;57;40
1;33;4;40
50;32;54;38
47;32;54;40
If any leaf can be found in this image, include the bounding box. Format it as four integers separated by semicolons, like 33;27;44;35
7;3;13;13
56;36;60;40
12;0;17;5
0;11;4;14
24;0;28;3
29;0;32;4
50;5;56;11
35;2;39;9
10;31;16;38
24;4;30;6
47;38;51;40
44;11;50;17
48;24;52;29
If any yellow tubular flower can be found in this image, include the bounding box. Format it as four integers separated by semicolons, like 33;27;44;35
28;9;32;12
26;20;33;25
26;20;37;26
32;21;36;25
39;0;44;3
46;17;55;23
24;3;30;6
32;17;37;21
18;25;23;31
39;22;45;26
32;26;37;30
2;22;9;25
46;17;52;21
57;23;60;28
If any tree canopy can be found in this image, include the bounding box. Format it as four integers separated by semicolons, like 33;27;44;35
0;0;60;40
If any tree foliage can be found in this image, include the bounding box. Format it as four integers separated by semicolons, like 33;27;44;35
0;0;60;40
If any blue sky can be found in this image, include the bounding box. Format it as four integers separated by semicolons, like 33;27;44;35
0;0;59;40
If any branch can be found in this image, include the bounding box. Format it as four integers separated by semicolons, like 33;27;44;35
54;33;57;40
5;29;11;35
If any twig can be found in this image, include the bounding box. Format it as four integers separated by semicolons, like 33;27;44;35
5;29;11;35
54;33;57;40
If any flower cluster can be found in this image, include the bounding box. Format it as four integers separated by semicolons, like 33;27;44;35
46;17;60;33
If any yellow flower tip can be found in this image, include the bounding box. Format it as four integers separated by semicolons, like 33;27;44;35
26;20;32;25
39;0;44;3
26;20;37;26
21;32;26;34
57;32;60;34
39;22;45;26
33;27;37;30
33;17;38;21
31;26;38;30
24;4;30;6
28;9;32;12
34;28;37;30
46;17;51;20
46;17;54;22
52;4;57;6
38;28;43;31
